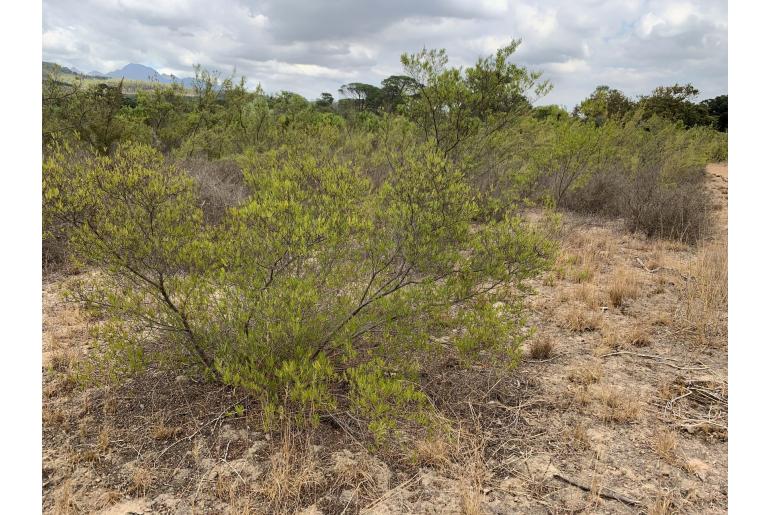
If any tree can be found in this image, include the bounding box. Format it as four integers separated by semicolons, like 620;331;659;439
399;39;549;159
573;85;635;125
701;95;727;132
338;82;382;112
43;73;129;153
316;92;334;108
637;83;712;128
379;75;420;112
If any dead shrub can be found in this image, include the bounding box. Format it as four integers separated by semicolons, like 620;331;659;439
180;158;248;225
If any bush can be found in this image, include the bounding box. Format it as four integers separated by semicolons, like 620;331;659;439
44;140;554;433
562;117;716;243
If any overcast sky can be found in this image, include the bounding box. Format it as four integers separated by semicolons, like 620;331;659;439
42;0;727;108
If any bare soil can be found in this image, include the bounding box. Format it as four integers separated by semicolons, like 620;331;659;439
42;165;728;514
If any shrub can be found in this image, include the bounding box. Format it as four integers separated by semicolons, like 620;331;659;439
44;140;554;435
563;117;716;243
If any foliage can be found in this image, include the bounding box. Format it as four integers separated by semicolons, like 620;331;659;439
399;40;550;160
574;85;635;126
44;135;554;438
42;40;729;438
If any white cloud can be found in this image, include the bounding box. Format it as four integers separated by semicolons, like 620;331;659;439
42;0;727;107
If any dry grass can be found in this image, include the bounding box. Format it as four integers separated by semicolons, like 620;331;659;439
568;364;602;385
651;430;680;464
412;436;452;469
573;283;600;308
560;307;601;332
455;432;489;515
52;480;77;515
569;420;591;450
573;386;592;407
680;242;727;345
628;323;652;347
43;406;67;428
150;422;183;441
258;425;323;512
607;268;640;307
595;387;641;424
648;492;677;515
129;466;154;496
528;336;554;360
599;323;621;350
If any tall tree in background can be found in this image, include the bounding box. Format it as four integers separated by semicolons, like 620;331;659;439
638;83;712;128
701;95;728;132
574;85;635;125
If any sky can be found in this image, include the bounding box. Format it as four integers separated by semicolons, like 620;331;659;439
42;0;727;108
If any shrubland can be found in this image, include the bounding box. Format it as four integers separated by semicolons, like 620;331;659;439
42;40;726;440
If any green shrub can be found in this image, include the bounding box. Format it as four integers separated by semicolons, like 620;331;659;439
44;140;554;437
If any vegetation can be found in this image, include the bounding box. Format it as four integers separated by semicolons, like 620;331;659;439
42;39;726;440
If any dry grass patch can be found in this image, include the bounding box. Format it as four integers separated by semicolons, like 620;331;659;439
648;492;677;515
150;422;183;441
52;480;78;515
651;430;680;465
599;323;621;350
412;435;452;469
573;283;600;308
568;364;602;385
607;268;640;307
129;466;154;496
628;323;652;347
455;433;490;515
258;426;324;512
528;336;555;360
569;420;591;450
561;307;601;332
680;242;727;346
595;387;641;424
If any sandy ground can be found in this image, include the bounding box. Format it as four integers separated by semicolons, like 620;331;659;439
42;165;728;514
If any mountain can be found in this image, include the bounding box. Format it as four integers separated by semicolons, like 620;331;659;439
42;61;108;80
104;63;195;87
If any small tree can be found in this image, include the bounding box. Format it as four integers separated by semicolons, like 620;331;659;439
399;40;550;159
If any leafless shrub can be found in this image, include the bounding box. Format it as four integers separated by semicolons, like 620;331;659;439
180;158;248;224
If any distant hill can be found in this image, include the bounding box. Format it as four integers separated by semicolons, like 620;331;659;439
42;61;195;88
101;63;196;88
42;61;108;80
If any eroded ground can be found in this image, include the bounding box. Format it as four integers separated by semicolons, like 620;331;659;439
43;165;728;514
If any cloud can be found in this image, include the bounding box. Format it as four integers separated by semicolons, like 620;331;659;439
42;0;727;107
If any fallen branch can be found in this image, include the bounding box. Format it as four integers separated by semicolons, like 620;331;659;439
600;351;709;371
553;474;642;506
155;396;249;463
635;257;660;273
362;473;420;512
